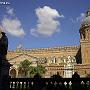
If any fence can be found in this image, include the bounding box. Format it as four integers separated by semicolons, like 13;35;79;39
5;78;90;90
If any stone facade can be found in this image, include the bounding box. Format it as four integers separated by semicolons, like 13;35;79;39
7;9;90;78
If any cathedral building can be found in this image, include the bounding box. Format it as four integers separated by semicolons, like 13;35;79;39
7;9;90;78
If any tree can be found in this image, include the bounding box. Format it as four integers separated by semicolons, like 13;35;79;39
18;59;31;77
18;59;46;78
35;65;46;77
29;66;37;78
29;65;46;78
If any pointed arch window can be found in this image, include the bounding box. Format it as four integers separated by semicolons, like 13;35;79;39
51;56;57;63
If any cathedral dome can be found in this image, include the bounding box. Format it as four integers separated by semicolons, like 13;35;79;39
81;9;90;27
82;16;90;25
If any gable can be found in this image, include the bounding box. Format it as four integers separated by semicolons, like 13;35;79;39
8;54;37;65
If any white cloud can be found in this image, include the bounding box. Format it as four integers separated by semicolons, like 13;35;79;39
6;7;14;16
70;13;85;23
70;18;76;23
1;7;25;37
2;17;25;37
30;6;64;37
60;14;65;18
76;13;85;22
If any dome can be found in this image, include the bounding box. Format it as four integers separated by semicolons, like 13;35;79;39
82;16;90;25
81;9;90;26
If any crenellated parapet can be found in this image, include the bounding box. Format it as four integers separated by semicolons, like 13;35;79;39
14;46;80;54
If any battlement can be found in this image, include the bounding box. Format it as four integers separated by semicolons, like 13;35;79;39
8;46;80;54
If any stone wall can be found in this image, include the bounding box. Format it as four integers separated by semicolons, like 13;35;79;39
7;46;80;78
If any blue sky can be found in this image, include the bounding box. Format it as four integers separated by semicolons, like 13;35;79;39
0;0;90;50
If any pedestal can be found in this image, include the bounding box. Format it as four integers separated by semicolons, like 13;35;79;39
0;59;12;90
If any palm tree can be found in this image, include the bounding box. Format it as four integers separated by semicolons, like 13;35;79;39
18;59;46;78
35;65;46;77
18;59;31;77
29;65;46;78
29;66;37;78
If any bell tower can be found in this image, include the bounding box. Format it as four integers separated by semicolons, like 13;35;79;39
80;9;90;64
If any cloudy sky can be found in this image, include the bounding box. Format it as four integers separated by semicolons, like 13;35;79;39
0;0;90;50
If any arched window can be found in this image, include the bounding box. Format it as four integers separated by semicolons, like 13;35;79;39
10;68;16;78
83;33;86;39
60;56;67;63
51;56;57;63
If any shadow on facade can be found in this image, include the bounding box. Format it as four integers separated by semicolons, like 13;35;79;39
76;47;82;64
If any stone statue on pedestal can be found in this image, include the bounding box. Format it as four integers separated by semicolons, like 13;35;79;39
0;28;11;90
0;30;8;59
0;29;8;76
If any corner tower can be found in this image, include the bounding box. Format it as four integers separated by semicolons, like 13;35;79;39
80;9;90;64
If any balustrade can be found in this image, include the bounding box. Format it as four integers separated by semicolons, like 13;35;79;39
7;78;90;90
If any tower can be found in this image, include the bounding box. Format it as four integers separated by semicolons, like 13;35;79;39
80;9;90;64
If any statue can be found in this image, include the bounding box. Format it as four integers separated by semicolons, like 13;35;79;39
0;29;8;59
0;28;11;90
0;29;8;76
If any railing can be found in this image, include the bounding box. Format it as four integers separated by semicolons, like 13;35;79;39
7;78;90;90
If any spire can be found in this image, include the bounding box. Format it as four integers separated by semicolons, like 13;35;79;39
86;8;90;17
